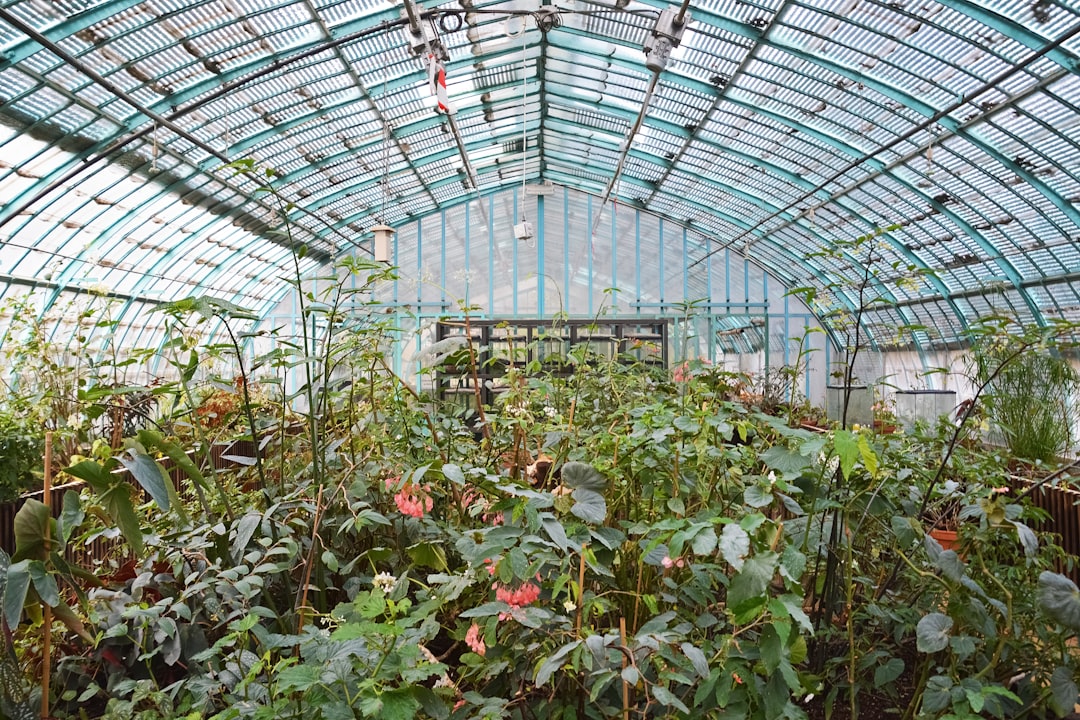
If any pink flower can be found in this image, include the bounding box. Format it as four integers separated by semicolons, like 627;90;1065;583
394;482;434;518
465;622;486;656
661;555;674;569
673;362;690;383
493;581;541;608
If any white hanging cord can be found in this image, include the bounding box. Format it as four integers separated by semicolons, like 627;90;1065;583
151;122;158;172
520;24;528;223
926;144;934;176
381;75;390;225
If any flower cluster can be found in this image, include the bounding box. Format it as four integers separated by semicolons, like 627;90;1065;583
493;581;541;608
465;622;486;656
388;476;434;518
372;572;397;593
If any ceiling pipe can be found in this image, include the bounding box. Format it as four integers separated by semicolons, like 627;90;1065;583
589;5;689;239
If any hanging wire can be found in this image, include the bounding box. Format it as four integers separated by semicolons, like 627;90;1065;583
520;23;528;224
151;123;158;172
381;76;390;225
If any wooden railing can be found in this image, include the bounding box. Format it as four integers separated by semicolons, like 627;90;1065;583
1012;476;1080;584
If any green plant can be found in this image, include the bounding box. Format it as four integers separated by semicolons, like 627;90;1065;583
0;413;42;501
975;339;1079;463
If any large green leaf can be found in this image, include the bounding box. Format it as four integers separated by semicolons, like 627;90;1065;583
690;526;717;556
541;515;570;553
759;624;783;672
759;446;809;474
275;663;323;693
728;552;778;619
138;430;208;491
117;450;170;510
916;613;953;653
833;430;858;480
62;459;113;493
99;483;144;554
535;640;581;686
1050;666;1079;717
58;490;83;545
1038;571;1080;631
571;488;607;524
27;561;58;607
4;561;30;629
379;688;420;720
874;658;904;687
11;500;54;562
680;642;709;679
719;524;750;571
231;512;262;564
651;685;689;714
406;542;448;571
562;462;606;491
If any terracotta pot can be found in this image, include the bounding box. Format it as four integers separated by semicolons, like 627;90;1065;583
930;528;959;552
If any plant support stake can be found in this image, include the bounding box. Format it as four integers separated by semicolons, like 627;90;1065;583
41;431;53;720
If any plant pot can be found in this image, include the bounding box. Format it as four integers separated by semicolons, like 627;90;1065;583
929;528;959;552
873;420;898;434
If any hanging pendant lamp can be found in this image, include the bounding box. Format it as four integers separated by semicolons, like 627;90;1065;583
372;223;395;263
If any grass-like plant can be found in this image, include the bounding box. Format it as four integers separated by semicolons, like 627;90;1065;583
977;342;1079;463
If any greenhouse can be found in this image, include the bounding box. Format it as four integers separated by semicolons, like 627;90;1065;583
2;0;1080;717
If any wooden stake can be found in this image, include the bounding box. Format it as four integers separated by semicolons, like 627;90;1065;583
41;431;52;720
619;617;630;720
574;543;587;637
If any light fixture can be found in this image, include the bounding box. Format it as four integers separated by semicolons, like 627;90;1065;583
373;113;394;264
372;223;395;263
514;21;533;246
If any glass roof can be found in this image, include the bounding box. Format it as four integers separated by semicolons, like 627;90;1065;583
1;0;1080;350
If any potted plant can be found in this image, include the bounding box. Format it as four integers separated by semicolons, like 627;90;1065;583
872;396;900;434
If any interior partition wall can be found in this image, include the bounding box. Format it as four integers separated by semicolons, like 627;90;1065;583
260;184;835;407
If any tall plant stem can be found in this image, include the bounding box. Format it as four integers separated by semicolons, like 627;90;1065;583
461;311;491;440
165;326;231;521
218;315;267;492
296;483;326;635
291;251;322;491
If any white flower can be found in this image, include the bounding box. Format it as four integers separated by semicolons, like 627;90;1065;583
563;599;577;613
544;406;557;418
372;572;397;593
767;471;777;485
88;282;110;296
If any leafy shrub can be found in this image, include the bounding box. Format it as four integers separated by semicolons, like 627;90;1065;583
0;415;41;501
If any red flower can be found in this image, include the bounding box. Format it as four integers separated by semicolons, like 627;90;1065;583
465;622;486;656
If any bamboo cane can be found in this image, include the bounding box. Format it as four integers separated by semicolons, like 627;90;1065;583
619;617;629;720
41;431;53;720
